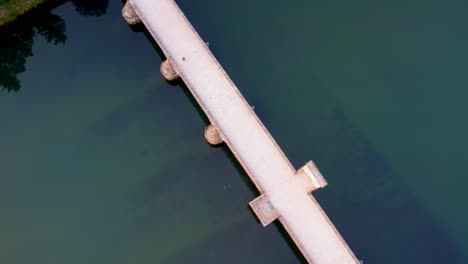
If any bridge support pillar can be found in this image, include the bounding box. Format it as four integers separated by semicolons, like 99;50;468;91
296;161;328;193
160;59;180;81
122;1;141;25
204;124;223;145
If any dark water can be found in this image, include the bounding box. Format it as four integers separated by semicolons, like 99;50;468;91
1;0;468;263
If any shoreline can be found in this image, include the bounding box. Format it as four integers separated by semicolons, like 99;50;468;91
0;0;48;26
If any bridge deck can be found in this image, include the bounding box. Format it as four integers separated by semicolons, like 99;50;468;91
127;0;360;263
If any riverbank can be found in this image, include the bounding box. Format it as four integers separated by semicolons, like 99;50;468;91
0;0;47;25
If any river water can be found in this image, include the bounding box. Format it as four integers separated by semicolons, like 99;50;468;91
1;0;467;263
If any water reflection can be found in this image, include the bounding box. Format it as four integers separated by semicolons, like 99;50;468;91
0;0;108;92
71;0;108;17
0;9;65;92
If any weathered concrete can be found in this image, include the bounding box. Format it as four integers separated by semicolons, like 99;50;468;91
123;0;361;263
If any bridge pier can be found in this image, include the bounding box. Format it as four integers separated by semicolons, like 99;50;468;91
122;1;141;25
204;124;223;145
160;59;180;81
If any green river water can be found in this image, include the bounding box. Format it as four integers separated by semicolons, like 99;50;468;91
1;0;468;263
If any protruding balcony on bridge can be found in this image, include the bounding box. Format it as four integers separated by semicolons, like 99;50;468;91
250;161;327;227
249;193;279;227
160;59;180;81
122;1;140;25
297;161;328;193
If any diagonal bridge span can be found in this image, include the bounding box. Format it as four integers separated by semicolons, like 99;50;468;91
122;0;361;263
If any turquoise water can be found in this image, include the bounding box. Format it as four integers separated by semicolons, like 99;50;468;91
1;0;468;263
